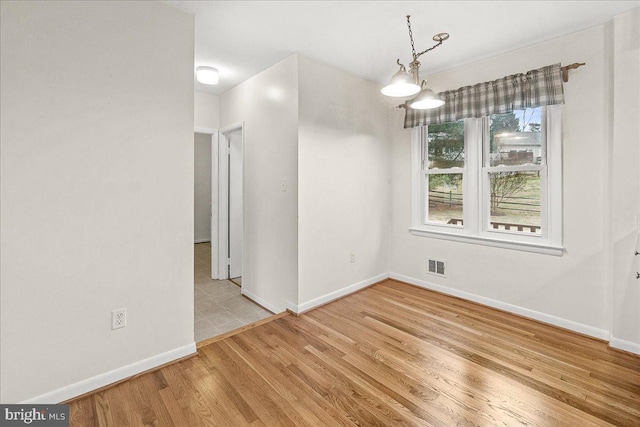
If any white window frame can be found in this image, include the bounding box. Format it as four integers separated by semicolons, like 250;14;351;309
419;123;469;235
410;105;563;256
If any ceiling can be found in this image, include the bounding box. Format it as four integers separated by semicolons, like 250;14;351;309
163;1;639;95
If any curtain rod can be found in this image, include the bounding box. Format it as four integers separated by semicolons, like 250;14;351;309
397;62;586;108
561;62;586;82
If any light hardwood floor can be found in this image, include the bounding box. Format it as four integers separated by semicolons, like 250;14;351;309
68;279;639;426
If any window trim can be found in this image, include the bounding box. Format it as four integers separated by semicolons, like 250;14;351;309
410;105;564;256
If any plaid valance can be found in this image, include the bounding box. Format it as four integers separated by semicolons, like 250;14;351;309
404;63;565;128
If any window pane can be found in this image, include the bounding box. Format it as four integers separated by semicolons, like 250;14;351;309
489;171;541;234
489;108;542;166
427;121;464;169
427;173;463;225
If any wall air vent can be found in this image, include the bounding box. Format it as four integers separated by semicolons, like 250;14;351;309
427;258;447;277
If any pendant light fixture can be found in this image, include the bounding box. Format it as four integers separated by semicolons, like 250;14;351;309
409;81;445;109
380;61;421;97
381;16;449;110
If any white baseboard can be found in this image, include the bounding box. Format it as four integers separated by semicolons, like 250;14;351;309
289;273;390;314
20;343;196;404
389;272;611;341
242;289;283;314
285;301;298;313
609;337;640;355
194;238;210;244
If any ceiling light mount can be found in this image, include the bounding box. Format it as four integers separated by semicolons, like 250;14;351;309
432;33;450;43
381;15;449;110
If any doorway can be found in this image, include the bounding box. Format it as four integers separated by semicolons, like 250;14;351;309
193;124;271;343
194;132;213;246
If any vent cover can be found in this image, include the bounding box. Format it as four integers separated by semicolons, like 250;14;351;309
427;258;447;277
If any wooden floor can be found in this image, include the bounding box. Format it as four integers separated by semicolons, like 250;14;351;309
68;279;640;426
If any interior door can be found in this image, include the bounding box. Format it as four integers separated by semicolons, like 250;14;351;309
228;131;243;279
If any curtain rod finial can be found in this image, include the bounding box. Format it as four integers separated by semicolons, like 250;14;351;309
561;62;586;82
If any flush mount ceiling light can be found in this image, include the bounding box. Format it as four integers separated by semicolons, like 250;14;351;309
196;66;219;85
381;16;448;109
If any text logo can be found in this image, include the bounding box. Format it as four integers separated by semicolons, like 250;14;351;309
1;405;69;426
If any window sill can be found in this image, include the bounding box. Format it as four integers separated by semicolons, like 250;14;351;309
409;228;564;256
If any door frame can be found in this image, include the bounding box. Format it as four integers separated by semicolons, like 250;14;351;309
216;122;244;281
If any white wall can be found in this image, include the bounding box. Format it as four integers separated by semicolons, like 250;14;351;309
297;55;389;309
611;8;640;351
195;91;220;130
0;1;195;403
219;55;299;312
194;133;212;243
390;25;615;338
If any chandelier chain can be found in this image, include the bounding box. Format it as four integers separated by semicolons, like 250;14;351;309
416;40;444;58
406;15;446;59
406;15;416;58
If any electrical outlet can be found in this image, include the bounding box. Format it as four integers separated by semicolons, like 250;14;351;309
281;178;287;192
350;252;356;263
112;308;126;330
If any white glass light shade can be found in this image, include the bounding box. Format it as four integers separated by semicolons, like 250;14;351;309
409;87;444;109
196;66;219;85
381;68;421;97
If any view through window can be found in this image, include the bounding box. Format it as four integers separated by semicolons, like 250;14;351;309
413;105;562;252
